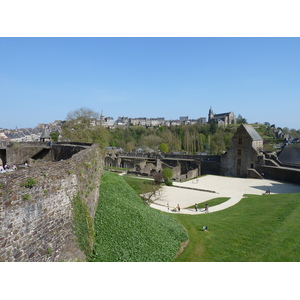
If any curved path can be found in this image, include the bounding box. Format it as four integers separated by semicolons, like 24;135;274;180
148;175;300;215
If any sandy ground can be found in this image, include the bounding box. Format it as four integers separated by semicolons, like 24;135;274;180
148;175;300;214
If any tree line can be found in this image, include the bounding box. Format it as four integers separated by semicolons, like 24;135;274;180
61;107;238;155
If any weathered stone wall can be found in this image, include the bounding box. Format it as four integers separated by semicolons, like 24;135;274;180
259;165;300;184
6;142;51;165
0;144;103;262
201;161;222;176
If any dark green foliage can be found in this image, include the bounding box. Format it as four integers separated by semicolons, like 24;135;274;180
164;179;173;186
209;120;217;135
90;172;188;262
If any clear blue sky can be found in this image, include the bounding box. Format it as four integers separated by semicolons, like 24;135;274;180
1;37;299;130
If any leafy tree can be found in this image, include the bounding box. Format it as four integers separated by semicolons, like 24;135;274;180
162;167;173;186
61;107;111;146
159;143;169;153
124;141;135;152
162;167;173;180
209;120;217;135
237;114;247;124
50;131;59;142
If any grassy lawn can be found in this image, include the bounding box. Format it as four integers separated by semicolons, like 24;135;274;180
172;193;300;262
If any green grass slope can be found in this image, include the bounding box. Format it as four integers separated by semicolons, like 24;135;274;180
89;171;188;262
173;193;300;262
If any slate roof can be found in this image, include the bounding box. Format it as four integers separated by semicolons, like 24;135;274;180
278;145;300;166
242;124;263;141
40;128;51;139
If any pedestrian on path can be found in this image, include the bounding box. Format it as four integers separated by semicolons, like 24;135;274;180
177;204;180;212
195;203;198;212
205;203;209;213
167;203;169;211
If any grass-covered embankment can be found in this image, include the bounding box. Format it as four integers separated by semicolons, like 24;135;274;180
89;171;188;262
173;193;300;262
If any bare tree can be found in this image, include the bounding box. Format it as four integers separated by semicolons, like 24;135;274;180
66;107;100;130
152;171;163;184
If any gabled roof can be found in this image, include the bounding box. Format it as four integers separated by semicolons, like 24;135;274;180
242;124;263;141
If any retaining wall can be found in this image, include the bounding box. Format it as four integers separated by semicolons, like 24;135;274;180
260;165;300;184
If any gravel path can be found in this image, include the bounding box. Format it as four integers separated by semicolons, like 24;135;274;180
149;175;300;214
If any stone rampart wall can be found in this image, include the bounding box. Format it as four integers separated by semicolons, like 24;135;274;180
260;165;300;184
0;144;103;262
6;142;50;165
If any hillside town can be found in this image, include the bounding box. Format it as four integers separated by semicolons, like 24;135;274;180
0;107;236;142
0;107;299;148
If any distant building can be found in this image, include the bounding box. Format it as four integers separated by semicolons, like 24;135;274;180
179;116;189;121
208;107;236;126
116;117;130;127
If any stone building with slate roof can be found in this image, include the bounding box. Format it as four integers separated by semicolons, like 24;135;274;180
208;107;236;127
222;124;264;177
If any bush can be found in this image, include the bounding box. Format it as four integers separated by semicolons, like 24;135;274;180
162;167;173;181
165;179;173;186
24;178;37;188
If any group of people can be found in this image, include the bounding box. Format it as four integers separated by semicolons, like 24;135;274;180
167;202;209;213
195;203;209;213
0;163;17;172
168;203;181;212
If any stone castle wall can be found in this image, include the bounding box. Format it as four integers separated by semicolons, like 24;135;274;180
260;165;300;184
0;144;103;262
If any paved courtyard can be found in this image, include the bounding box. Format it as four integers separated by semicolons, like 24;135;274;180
149;175;300;214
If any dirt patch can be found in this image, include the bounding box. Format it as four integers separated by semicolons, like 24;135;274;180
174;239;189;259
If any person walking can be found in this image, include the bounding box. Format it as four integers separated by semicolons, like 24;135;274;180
205;203;209;213
195;203;198;212
177;204;180;212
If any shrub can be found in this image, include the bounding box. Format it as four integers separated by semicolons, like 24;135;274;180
162;167;173;181
165;179;173;186
24;178;36;188
23;194;30;200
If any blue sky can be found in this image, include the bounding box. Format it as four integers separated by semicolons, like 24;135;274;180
1;37;300;130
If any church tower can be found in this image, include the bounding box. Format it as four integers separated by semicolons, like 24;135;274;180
208;106;214;123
